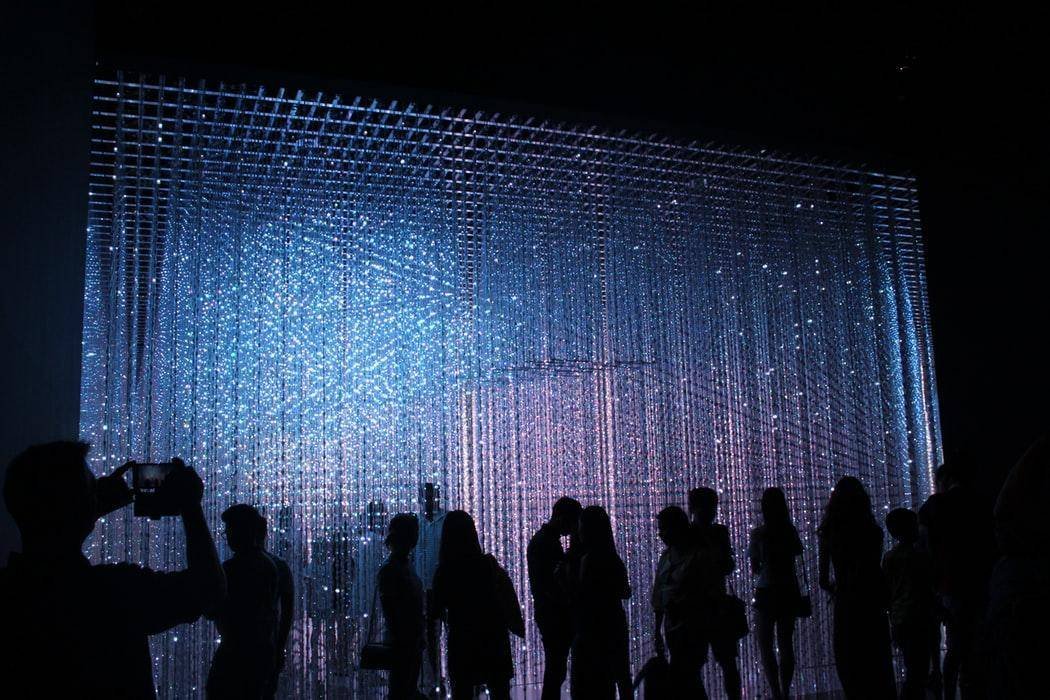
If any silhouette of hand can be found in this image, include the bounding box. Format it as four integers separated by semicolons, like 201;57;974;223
166;458;204;513
95;461;135;516
653;626;666;657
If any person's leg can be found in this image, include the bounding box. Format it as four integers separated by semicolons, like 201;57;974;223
449;672;475;700
388;649;423;700
667;633;708;700
900;621;931;700
615;673;633;700
775;615;796;699
755;607;783;699
541;629;571;700
713;636;742;700
487;677;512;700
833;600;859;697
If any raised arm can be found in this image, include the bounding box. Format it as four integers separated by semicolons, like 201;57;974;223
170;459;226;612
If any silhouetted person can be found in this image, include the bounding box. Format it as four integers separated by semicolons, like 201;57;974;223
818;476;895;698
882;508;934;700
255;512;293;700
570;505;633;699
688;487;742;700
378;513;425;700
919;457;997;700
207;504;281;699
0;442;225;698
749;487;803;700
652;505;706;698
429;510;524;700
528;496;583;700
987;434;1049;699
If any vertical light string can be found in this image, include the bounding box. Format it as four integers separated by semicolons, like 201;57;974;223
81;73;941;697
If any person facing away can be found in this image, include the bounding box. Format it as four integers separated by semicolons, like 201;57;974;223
987;433;1050;699
569;505;633;700
918;456;997;700
206;504;288;699
0;442;225;699
652;505;707;698
882;508;935;700
429;510;524;700
528;496;583;700
688;487;742;700
818;476;895;699
748;487;803;700
377;513;425;700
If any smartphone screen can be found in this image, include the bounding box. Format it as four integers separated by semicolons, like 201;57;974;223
133;462;175;491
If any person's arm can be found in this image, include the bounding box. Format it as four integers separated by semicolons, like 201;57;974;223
652;557;666;656
818;530;834;594
170;460;226;613
721;527;736;576
124;460;226;634
275;558;294;667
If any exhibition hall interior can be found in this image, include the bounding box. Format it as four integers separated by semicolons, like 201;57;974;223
1;4;1045;699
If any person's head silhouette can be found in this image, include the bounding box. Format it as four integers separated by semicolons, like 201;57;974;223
885;507;919;545
438;510;482;566
760;486;791;526
820;475;876;535
579;505;616;553
688;486;719;526
4;441;97;554
657;505;690;548
385;513;420;558
222;504;266;553
551;496;582;536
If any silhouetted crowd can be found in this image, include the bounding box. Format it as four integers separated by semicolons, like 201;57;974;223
0;435;1046;699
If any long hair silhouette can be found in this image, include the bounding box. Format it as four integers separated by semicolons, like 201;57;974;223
438;509;483;566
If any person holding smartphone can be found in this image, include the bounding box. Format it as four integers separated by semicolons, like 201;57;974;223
0;441;226;698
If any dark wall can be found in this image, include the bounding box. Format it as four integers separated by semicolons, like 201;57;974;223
0;3;93;558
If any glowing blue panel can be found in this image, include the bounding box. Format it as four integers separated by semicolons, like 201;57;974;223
81;72;941;697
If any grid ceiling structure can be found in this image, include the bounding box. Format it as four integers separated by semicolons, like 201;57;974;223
82;72;940;697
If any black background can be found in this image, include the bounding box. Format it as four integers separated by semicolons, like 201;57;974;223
2;3;1046;550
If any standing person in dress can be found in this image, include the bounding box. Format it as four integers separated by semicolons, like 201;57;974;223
749;487;804;700
818;476;895;699
570;506;633;699
429;510;524;700
528;497;583;700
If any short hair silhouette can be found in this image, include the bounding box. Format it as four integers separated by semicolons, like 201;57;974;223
688;487;718;522
4;441;95;541
222;504;266;552
552;496;582;521
657;505;690;546
386;512;420;552
760;486;791;526
885;507;919;543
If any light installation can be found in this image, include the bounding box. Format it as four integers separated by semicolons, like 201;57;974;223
81;72;941;697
